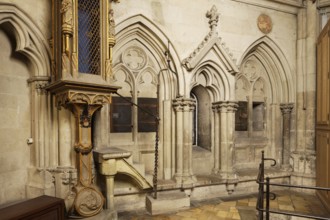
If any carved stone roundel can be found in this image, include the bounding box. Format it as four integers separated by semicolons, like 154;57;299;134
122;46;147;71
75;187;104;217
257;14;272;34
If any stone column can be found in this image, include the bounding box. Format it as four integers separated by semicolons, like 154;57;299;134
218;101;238;180
172;97;196;187
226;102;237;179
212;103;221;174
173;100;183;184
280;103;294;169
27;77;55;198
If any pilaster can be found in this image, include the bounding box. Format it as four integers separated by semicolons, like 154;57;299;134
172;97;196;188
212;101;238;184
280;103;294;170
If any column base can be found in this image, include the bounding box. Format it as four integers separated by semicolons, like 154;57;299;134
281;164;293;172
174;173;197;188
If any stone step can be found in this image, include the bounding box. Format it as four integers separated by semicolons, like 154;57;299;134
146;191;190;215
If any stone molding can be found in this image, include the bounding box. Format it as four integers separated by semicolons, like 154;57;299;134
238;36;294;103
0;4;51;78
115;14;184;97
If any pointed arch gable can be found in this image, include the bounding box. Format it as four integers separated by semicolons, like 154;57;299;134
0;4;51;78
238;36;294;103
182;33;239;76
115;14;183;97
192;61;234;101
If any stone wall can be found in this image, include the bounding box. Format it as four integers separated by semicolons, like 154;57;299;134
0;27;31;205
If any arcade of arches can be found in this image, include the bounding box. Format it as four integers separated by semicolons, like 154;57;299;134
0;0;329;219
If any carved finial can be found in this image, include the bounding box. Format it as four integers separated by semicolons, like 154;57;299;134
206;5;219;33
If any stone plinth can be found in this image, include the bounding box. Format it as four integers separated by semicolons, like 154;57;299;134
146;191;190;215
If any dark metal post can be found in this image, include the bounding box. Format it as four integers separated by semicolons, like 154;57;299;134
153;118;159;199
258;151;265;220
266;177;270;220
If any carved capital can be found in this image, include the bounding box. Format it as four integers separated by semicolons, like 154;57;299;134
36;81;49;95
280;103;294;115
172;97;196;112
28;76;51;95
214;101;238;113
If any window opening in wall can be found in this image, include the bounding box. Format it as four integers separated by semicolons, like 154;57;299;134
252;102;265;131
235;101;248;131
78;0;100;74
138;98;158;132
110;96;132;132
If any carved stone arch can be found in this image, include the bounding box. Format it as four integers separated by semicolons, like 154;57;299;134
136;66;158;98
235;75;250;101
115;14;181;98
192;61;234;101
112;64;134;96
191;69;210;88
0;4;51;77
252;77;268;102
238;36;294;103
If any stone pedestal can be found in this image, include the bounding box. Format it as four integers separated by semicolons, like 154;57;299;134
94;147;152;218
146;191;190;215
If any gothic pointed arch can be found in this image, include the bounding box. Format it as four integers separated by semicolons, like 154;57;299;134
114;14;182;98
182;31;238;101
233;36;294;169
238;36;294;103
191;61;233;101
0;4;51;78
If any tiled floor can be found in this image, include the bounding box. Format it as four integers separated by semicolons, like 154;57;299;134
118;191;330;220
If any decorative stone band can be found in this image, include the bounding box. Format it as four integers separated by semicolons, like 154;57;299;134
172;97;196;112
55;91;112;109
280;103;294;115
